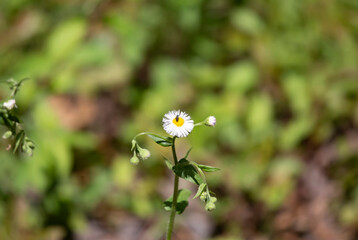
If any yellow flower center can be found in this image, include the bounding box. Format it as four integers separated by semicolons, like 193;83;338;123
173;117;184;127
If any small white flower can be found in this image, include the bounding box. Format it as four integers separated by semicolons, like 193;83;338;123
205;116;216;127
3;99;17;110
162;110;194;138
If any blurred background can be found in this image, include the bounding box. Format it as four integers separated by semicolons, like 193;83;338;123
1;0;358;239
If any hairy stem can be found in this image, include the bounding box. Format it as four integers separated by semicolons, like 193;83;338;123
166;137;179;240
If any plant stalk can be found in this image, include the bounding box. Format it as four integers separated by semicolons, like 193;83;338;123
166;137;179;240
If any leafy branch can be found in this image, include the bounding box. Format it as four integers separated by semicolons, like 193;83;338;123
130;113;217;239
0;78;34;156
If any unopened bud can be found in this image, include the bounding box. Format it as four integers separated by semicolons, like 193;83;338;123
210;196;217;203
137;146;151;160
205;116;216;127
130;154;140;165
2;131;12;139
205;201;216;211
131;139;137;151
200;191;208;202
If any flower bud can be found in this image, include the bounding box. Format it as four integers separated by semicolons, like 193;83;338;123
200;191;208;202
130;154;140;165
2;131;12;139
205;201;216;211
131;139;137;151
210;196;217;203
137;146;151;160
3;99;17;110
205;116;216;127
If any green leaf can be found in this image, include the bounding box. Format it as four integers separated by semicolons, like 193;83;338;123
147;134;173;147
1;115;13;129
197;164;221;172
8;113;20;123
193;183;206;199
8;77;30;96
184;148;192;159
163;156;173;170
173;159;204;185
13;130;25;153
163;189;192;214
46;19;86;61
7;78;17;86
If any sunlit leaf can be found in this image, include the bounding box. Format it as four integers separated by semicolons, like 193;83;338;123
173;159;204;185
147;134;173;147
197;164;220;172
46;18;86;61
193;183;206;199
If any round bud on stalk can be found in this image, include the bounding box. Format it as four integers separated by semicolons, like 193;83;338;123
137;146;151;160
210;196;217;203
205;201;216;211
205;116;216;127
130;154;140;165
200;191;208;202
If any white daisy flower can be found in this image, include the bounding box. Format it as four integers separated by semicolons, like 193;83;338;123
162;110;194;138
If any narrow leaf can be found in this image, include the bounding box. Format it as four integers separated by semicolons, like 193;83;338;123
193;183;207;199
198;164;221;172
163;189;191;214
18;77;30;85
184;148;192;159
163;156;173;170
147;134;173;147
13;130;25;153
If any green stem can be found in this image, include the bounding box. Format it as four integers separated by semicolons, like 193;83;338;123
166;137;179;240
188;160;211;198
133;132;156;140
194;122;205;127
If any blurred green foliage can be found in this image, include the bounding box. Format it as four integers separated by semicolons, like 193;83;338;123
1;0;358;239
